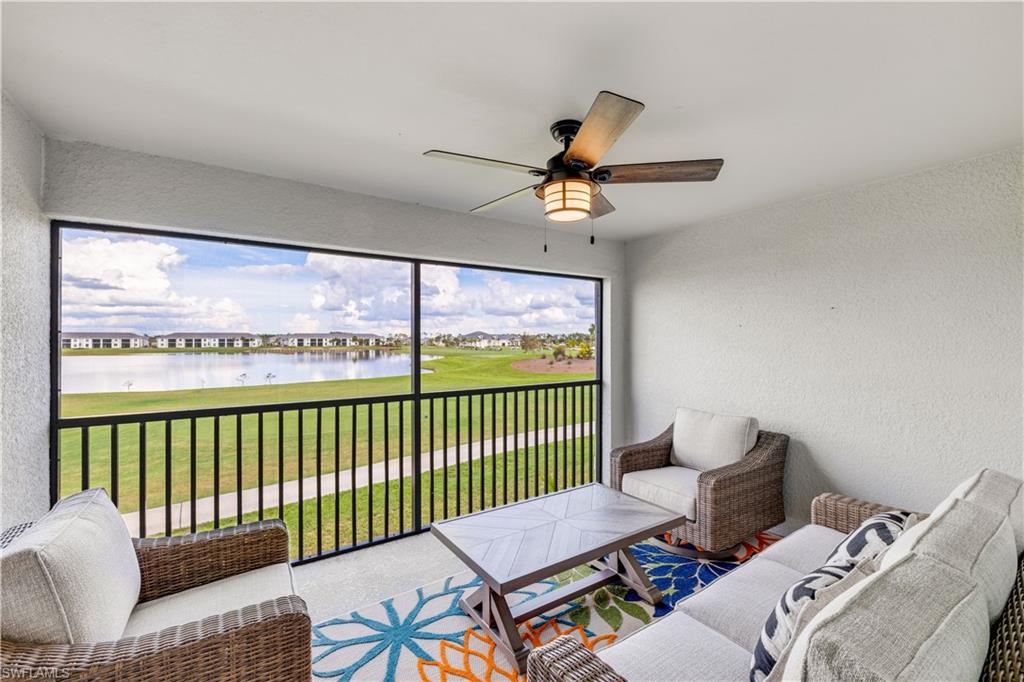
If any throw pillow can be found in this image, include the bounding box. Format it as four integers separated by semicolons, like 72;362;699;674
824;510;917;567
750;562;857;681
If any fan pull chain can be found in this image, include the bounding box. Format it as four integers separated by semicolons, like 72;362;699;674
590;217;595;245
543;223;548;253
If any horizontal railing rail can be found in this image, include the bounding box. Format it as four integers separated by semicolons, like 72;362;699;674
56;380;602;564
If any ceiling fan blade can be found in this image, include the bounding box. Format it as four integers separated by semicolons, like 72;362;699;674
591;192;616;218
563;91;645;169
424;150;546;176
592;159;724;184
470;185;538;213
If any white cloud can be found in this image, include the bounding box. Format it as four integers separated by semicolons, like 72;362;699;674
285;313;321;333
306;253;411;331
61;236;250;334
228;263;304;276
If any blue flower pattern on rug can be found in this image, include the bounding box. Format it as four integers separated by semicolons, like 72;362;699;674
624;542;738;617
311;574;562;681
311;539;764;681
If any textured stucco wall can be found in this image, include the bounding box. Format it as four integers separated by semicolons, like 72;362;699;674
1;93;50;526
625;148;1023;526
42;139;629;470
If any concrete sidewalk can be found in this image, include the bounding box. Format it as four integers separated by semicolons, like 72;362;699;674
123;422;595;535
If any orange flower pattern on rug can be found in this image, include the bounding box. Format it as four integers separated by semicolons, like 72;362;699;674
418;620;616;682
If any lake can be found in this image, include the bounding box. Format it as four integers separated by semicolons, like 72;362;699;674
61;350;437;394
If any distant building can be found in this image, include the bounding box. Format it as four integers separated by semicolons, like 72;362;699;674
282;332;385;347
153;332;262;349
460;331;520;348
61;332;147;349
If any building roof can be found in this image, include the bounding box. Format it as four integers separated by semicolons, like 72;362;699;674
286;331;383;339
156;332;257;339
61;332;146;339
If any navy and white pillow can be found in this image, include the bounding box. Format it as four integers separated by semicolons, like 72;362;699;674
824;510;917;567
749;511;917;681
750;563;854;681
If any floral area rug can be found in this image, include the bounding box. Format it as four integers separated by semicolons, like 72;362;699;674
311;532;777;681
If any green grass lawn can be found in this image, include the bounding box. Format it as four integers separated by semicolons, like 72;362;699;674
59;347;598;513
184;436;596;560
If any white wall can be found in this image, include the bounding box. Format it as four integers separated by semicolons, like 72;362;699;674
42;138;628;472
1;93;50;526
625;149;1023;526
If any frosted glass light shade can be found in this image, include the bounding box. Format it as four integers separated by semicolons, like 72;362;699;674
543;180;592;222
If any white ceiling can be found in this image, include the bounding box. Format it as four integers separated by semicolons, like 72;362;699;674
3;3;1021;240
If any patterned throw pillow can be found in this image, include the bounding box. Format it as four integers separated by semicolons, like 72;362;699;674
824;510;917;567
749;511;917;681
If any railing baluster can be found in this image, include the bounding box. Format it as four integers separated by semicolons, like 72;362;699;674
316;407;323;556
297;409;304;557
455;396;461;516
215;416;221;528
110;424;118;506
544;388;550;494
513;390;519;502
384;400;390;538
467;395;473;513
571;385;577;488
533;389;540;497
480;394;486;510
335;405;341;550
350;405;357;547
258;412;264;521
81;426;89;490
502;391;508;505
589;384;596;482
565;385;573;485
550;388;557;491
399;400;405;534
367;403;374;542
165;421;172;537
491;392;498;505
442;396;448;519
190;417;197;533
139;422;147;538
429;398;435;523
236;414;243;526
277;411;284;520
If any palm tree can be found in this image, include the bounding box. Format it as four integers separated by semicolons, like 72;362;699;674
265;372;276;384
122;379;133;391
236;373;248;386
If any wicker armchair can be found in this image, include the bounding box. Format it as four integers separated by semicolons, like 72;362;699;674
610;425;789;554
528;493;1024;682
0;520;311;681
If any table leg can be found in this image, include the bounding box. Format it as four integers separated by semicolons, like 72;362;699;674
458;585;530;673
615;547;663;604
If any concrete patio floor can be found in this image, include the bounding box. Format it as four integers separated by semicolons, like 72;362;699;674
291;531;467;623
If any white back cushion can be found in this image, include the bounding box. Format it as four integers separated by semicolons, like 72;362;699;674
0;488;140;643
781;553;990;681
950;468;1023;555
671;406;759;471
880;497;1016;622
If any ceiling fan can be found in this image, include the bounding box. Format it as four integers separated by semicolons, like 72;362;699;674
423;91;723;227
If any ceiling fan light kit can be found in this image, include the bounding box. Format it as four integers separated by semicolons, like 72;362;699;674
424;90;724;234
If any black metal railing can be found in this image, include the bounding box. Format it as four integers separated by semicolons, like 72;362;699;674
55;380;602;563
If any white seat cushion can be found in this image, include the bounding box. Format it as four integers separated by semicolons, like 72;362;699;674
950;468;1024;555
782;553;990;681
757;525;846;574
122;563;295;637
677;557;803;652
0;488;140;644
621;466;700;518
599;610;752;681
880;497;1016;623
671;406;759;471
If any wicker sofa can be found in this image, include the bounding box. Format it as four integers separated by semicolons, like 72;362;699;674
529;469;1024;681
611;408;788;555
0;489;310;681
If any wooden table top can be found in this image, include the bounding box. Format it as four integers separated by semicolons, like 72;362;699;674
431;483;685;594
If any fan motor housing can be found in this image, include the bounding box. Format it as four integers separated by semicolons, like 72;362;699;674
549;119;582;146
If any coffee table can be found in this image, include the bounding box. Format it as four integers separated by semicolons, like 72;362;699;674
430;483;686;672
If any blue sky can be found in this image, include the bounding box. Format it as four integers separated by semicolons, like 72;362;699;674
60;228;596;337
